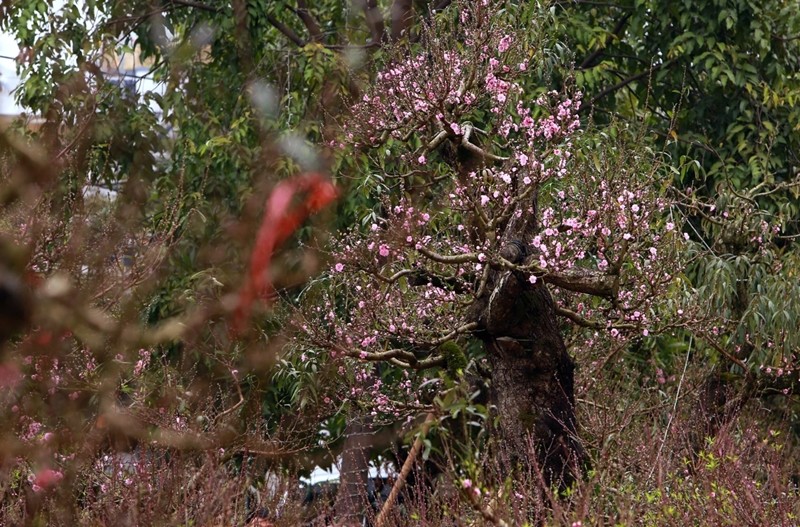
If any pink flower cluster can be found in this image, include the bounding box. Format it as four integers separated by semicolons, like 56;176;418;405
298;0;687;418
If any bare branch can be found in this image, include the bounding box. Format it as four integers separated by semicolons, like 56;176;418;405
490;256;616;298
340;346;417;363
169;0;221;12
544;268;616;297
462;123;509;161
428;322;479;346
266;13;307;47
697;332;750;373
577;12;632;70
554;305;606;329
586;59;677;109
426;129;449;151
555;306;636;330
375;268;416;283
295;0;323;42
417;246;479;264
375;413;436;527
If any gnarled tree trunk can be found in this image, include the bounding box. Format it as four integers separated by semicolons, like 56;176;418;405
473;266;584;487
469;190;585;488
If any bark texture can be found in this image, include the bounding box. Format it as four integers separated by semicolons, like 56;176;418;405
468;190;585;487
471;262;584;487
333;418;372;526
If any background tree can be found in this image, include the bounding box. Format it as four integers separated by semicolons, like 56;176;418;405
0;0;799;525
554;0;800;443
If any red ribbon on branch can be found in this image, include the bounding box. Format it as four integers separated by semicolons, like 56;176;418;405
232;173;337;333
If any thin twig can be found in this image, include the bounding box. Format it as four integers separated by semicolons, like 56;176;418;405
647;336;691;481
374;413;436;527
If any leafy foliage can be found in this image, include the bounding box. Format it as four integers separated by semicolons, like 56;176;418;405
0;0;799;525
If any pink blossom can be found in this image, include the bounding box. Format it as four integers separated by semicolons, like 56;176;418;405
498;35;512;52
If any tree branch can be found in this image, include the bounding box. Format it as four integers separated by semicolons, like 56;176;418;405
169;0;221;12
554;306;636;330
232;0;254;73
417;246;479;264
545;268;615;297
294;0;323;42
340;346;417;363
586;59;676;109
697;332;750;373
428;322;479;346
406;268;471;294
555;305;606;329
578;12;632;70
461;123;509;162
266;14;307;47
489;256;616;298
375;413;436;527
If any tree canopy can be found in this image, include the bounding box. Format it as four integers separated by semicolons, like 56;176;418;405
0;0;799;525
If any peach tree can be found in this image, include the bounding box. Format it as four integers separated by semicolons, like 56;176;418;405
295;1;685;487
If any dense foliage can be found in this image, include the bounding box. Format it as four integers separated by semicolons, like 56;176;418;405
0;0;798;525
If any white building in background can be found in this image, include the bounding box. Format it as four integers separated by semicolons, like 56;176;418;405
102;46;165;119
0;25;164;128
0;31;24;125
